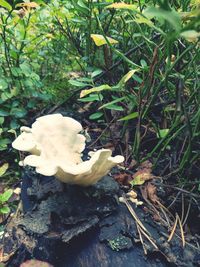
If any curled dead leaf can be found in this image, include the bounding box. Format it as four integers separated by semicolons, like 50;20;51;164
141;182;159;204
140;160;153;170
146;183;159;203
114;172;132;186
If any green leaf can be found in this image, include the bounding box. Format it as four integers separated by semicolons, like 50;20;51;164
11;67;22;77
0;110;9;116
1;91;13;101
10;107;27;118
91;69;103;78
10;119;19;129
68;79;90;87
0;117;4;125
118;112;138;121
91;34;118;46
105;2;137;11
180;30;200;42
89;112;103;120
140;59;148;68
78;94;103;102
116;69;139;88
0;138;10;151
0;189;13;202
134;14;154;27
99;97;126;109
76;77;93;83
157;129;169;138
105;104;124;111
0;79;8;90
80;84;111;98
0;206;10;214
77;0;89;11
0;0;12;11
144;7;181;32
20;62;31;76
0;163;9;177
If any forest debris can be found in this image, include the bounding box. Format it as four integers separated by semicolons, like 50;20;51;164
140;160;153;169
126;190;143;206
130;168;153;186
114;172;132;186
168;213;186;248
130;160;155;186
128;159;137;169
119;196;159;251
0;248;15;263
142;183;159;203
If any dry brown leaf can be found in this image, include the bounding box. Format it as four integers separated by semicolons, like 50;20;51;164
140;182;159;204
128;159;137;169
114;172;132;186
140;160;153;170
146;183;159;203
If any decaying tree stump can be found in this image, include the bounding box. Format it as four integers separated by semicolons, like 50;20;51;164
3;168;200;267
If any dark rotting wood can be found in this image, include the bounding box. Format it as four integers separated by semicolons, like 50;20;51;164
3;168;200;267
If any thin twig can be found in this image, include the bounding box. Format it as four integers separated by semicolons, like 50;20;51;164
87;117;116;148
181;193;185;223
182;198;192;227
177;215;186;248
136;223;147;254
168;213;178;242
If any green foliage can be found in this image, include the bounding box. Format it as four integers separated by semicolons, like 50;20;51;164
0;189;13;214
0;0;199;182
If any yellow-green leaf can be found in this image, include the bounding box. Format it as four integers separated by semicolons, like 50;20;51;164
80;84;111;98
117;69;139;88
0;0;12;11
118;112;138;121
130;169;153;186
106;2;137;11
180;30;200;42
135;14;154;27
0;163;9;177
91;34;118;47
17;2;39;8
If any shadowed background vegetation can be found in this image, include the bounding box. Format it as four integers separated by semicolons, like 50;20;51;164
0;0;199;202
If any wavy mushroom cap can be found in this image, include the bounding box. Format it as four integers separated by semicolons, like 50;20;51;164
12;114;124;186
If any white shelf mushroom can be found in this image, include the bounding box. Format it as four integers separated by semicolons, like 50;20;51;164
12;114;124;186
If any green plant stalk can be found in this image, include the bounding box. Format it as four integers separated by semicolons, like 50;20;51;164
132;81;144;160
0;11;14;84
142;115;182;162
86;0;93;65
95;14;142;70
16;12;31;66
142;44;195;119
150;107;200;168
